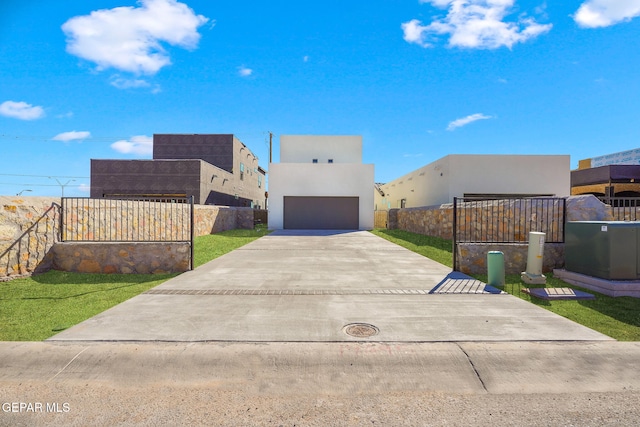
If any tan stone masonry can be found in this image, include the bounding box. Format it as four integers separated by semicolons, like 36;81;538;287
0;197;258;280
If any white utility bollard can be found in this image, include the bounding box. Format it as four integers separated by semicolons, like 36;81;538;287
521;231;547;285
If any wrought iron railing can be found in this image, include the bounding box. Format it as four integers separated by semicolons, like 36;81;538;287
0;203;60;279
599;197;640;221
61;197;193;242
61;197;194;268
452;197;566;271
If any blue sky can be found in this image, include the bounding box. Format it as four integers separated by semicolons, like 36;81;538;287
2;0;640;197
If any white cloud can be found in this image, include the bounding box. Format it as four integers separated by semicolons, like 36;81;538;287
109;75;161;93
110;76;151;89
447;113;492;131
52;131;91;142
402;19;432;47
111;135;153;155
574;0;640;28
0;101;45;120
403;0;552;49
238;66;253;77
62;0;209;75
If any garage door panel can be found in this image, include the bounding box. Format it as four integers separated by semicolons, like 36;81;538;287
284;196;359;229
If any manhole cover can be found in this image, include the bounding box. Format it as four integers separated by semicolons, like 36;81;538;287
343;323;379;338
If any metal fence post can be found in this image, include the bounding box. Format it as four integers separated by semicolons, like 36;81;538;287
190;195;195;271
59;197;65;242
562;197;567;243
452;197;458;271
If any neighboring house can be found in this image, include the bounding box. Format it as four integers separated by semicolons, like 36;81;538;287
91;134;267;207
375;154;570;209
572;148;640;197
268;135;374;230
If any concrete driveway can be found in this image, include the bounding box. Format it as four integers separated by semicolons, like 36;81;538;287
48;230;610;342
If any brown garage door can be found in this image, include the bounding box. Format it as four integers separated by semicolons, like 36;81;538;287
284;196;359;229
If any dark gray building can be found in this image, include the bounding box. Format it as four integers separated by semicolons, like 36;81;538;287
91;134;267;207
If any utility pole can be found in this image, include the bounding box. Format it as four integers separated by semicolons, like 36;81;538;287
269;131;273;164
49;177;75;198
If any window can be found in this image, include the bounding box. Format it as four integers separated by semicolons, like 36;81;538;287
258;175;262;188
328;159;333;163
240;163;245;180
312;159;318;163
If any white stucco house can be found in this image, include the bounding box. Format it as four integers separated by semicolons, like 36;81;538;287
268;135;374;230
375;154;571;209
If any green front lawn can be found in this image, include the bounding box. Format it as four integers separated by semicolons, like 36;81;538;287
0;226;270;341
0;272;175;341
371;228;640;341
476;273;640;341
193;225;270;267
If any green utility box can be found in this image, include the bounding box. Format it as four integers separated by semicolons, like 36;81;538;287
565;221;640;280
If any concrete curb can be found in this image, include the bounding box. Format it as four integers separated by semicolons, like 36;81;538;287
2;341;640;395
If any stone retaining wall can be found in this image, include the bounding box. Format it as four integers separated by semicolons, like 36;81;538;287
193;205;254;236
397;205;453;239
457;243;564;275
0;194;628;279
565;195;612;221
382;195;612;274
0;196;60;280
0;197;258;280
52;242;191;274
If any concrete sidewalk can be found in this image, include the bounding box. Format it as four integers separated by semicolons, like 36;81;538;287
2;341;640;426
3;341;640;395
48;230;611;342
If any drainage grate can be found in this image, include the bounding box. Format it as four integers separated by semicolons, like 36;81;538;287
144;289;432;296
343;323;379;338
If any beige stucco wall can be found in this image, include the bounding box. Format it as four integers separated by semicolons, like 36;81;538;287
375;154;571;209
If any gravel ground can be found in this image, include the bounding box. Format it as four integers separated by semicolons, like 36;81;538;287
2;384;640;426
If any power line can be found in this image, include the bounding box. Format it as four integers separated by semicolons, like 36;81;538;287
0;131;269;142
0;134;133;145
0;182;80;187
0;173;89;179
1;132;273;142
0;132;131;142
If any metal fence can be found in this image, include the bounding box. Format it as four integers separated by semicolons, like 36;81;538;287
452;197;566;270
61;197;194;244
599;197;640;221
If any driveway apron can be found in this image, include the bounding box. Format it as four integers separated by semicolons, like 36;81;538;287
49;230;611;342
